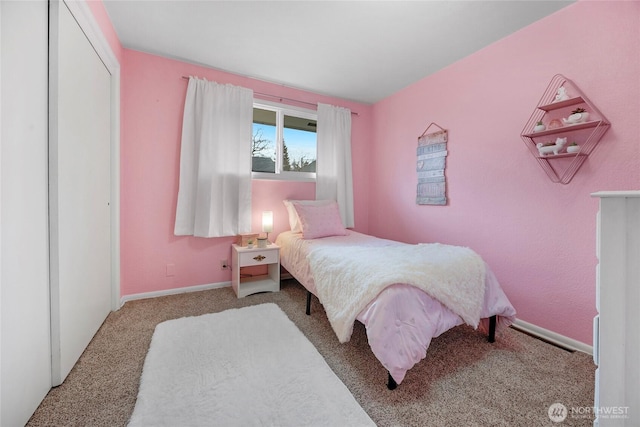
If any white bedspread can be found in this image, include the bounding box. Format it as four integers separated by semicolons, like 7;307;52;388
308;243;486;343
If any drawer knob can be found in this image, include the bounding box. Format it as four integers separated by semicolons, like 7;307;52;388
253;255;266;261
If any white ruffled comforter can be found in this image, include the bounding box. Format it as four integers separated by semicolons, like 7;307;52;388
276;231;517;384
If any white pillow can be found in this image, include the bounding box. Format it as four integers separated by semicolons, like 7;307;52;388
283;199;334;233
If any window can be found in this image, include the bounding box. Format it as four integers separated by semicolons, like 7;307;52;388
252;101;317;181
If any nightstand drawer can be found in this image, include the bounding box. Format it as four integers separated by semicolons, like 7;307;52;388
239;250;278;267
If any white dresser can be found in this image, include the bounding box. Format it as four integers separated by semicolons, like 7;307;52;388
592;191;640;427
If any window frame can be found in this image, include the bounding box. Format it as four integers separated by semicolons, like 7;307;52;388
251;100;317;182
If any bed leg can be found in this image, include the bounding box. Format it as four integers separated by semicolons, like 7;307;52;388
387;372;397;390
306;291;312;315
488;315;497;343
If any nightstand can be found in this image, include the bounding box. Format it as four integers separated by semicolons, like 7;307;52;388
231;243;280;298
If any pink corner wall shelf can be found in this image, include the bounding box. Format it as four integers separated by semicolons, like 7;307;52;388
520;74;610;184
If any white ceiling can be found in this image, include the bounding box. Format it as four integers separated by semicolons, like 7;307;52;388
103;0;573;104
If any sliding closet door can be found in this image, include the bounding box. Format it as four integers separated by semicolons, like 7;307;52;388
49;0;112;385
1;1;52;425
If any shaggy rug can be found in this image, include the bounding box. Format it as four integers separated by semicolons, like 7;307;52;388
127;303;374;426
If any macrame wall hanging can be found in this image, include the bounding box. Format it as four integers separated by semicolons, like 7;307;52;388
416;123;448;205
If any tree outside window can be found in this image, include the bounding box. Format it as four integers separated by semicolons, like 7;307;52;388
252;104;317;178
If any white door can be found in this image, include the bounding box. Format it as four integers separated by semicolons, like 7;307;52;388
49;0;112;386
1;1;52;425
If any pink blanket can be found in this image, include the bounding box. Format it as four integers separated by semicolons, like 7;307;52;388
276;231;517;384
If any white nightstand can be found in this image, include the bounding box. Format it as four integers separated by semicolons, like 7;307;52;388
231;243;280;298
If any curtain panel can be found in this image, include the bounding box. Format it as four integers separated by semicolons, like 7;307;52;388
174;78;253;237
316;103;355;228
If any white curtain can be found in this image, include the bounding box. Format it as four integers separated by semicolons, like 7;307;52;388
316;103;355;228
174;78;253;237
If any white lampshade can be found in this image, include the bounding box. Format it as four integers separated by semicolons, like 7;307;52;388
262;211;273;233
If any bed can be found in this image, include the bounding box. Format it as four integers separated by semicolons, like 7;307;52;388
275;200;517;389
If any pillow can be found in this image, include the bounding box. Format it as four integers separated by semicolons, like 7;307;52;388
291;201;347;239
283;199;334;233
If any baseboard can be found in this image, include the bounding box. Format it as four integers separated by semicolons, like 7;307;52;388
120;289;593;355
119;281;232;308
511;318;593;355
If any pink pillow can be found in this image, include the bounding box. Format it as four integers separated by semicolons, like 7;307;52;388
291;201;347;239
283;199;334;233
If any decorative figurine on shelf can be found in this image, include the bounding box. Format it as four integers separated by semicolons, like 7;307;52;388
563;107;589;125
566;142;581;154
534;121;546;132
537;137;567;156
554;86;570;102
547;118;563;129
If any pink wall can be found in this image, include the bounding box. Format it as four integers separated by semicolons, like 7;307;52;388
120;49;373;296
369;1;640;345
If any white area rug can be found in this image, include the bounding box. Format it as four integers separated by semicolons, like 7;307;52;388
128;303;375;427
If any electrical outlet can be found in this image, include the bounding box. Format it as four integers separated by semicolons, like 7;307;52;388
220;259;229;270
166;263;175;277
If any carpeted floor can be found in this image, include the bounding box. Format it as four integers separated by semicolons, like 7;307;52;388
27;280;595;426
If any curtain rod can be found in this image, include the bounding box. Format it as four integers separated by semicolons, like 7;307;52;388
181;76;358;116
